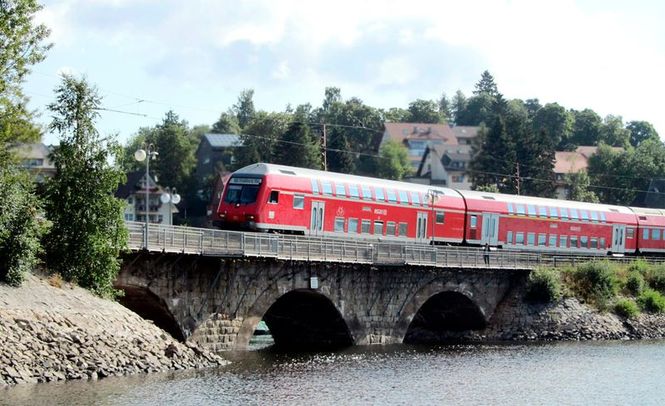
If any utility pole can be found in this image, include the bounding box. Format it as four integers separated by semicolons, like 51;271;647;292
321;122;328;171
516;161;521;195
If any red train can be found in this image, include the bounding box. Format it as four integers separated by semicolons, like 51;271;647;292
216;163;665;256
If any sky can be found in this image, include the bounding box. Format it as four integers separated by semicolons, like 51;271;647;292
24;0;665;146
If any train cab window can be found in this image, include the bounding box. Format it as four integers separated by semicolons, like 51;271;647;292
375;188;386;202
515;232;525;244
538;206;548;218
527;232;536;245
580;210;589;221
559;235;568;248
311;179;320;195
570;208;579;220
387;222;396;236
600;212;607;223
398;222;408;237
374;221;384;235
387;190;398;203
644;229;650;240
361;185;372;200
600;237;606;248
268;190;279;204
398;190;409;205
538;234;546;246
527;205;537;217
507;231;513;244
361;220;371;234
549;234;557;247
470;215;477;228
590;238;598;249
322;181;333;196
334;217;345;232
411;192;421;206
590;211;599;222
560;208;569;220
516;205;526;215
549;207;558;218
293;195;304;209
570;236;579;247
507;203;514;214
335;183;346;197
349;185;360;199
580;236;589;248
653;229;661;240
348;218;359;233
436;211;445;224
626;228;635;239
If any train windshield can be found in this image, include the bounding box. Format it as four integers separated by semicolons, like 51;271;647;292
224;176;262;204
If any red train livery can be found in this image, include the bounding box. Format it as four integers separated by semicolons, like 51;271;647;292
217;163;665;256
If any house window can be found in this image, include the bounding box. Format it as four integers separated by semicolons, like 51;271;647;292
124;214;134;221
348;218;359;233
334;217;345;232
127;197;134;204
269;190;279;203
451;175;465;183
293;195;304;209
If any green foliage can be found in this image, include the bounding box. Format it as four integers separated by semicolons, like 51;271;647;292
473;70;500;97
474;184;500;193
525;268;562;303
43;75;127;297
637;289;665;313
0;167;46;285
376;140;412;180
569;108;602;147
645;264;665;293
625;271;646;296
614;298;640;318
626;120;659;148
233;89;256;129
570;262;619;307
599;115;630;148
532;103;573;150
565;172;599;203
407;99;443;123
211;111;240;134
274;118;321;170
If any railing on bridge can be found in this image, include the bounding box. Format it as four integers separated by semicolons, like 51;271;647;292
125;221;658;270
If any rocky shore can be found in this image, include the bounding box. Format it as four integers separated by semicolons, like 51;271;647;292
0;274;227;386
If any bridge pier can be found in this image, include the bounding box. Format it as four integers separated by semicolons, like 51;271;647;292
116;252;524;352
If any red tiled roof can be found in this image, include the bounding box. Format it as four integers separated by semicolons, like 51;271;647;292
383;123;457;145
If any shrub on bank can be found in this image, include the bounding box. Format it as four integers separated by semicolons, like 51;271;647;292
614;298;640;318
625;271;646;296
570;262;619;307
525;268;562;303
626;259;650;275
637;289;665;313
645;264;665;294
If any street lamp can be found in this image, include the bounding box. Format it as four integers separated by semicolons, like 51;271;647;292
428;189;444;245
160;187;181;226
135;143;158;249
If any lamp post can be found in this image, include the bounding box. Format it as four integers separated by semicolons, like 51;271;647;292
428;189;443;245
160;187;181;226
134;144;158;249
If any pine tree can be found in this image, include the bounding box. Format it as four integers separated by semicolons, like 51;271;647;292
274;121;321;169
327;132;355;173
473;70;499;97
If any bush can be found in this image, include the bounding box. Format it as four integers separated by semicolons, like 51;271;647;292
645;264;665;293
572;262;619;306
637;289;665;313
614;298;640;318
625;271;646;296
526;268;562;303
626;259;650;274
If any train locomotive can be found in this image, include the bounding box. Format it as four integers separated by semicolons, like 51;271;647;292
216;163;665;256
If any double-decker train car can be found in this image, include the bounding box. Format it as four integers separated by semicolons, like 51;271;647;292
631;207;665;254
217;163;466;243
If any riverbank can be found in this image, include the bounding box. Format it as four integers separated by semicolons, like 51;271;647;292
0;274;227;386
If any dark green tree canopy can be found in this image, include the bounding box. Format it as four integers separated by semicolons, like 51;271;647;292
570;108;602;146
473;70;499;97
532;103;574;150
233;89;256;129
407;99;443;123
211;111;240;134
627;120;659;147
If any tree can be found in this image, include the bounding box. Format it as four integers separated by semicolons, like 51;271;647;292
532;103;573;150
473;70;499;97
235;111;290;167
627;120;659;147
150;111;196;193
211;111;240;134
599;115;630;148
587;144;634;205
233;89;256;129
451;90;467;125
274;113;321;169
565;171;599;203
455;93;495;126
407;99;442;123
383;107;410;122
43;75;127;297
438;92;452;123
376;140;411;180
569;108;602;147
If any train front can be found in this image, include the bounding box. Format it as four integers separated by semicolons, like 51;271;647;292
216;173;266;231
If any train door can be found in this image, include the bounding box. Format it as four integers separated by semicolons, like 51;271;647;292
416;212;428;243
612;224;626;254
481;213;499;245
310;201;325;236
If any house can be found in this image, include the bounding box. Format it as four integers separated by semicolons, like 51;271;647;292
381;123;458;171
206;172;232;228
115;171;178;225
412;143;473;190
195;133;241;183
554;146;622;199
10;143;56;182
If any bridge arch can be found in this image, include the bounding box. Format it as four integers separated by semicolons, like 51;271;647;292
118;286;185;341
235;289;354;351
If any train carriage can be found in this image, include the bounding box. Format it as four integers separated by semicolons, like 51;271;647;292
217;163;466;243
457;190;638;254
631;207;665;254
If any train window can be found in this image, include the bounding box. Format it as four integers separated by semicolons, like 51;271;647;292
527;232;535;245
538;234;546;246
348;218;359;233
374;221;384;235
375;188;386;202
627;228;635;239
653;229;661;240
570;236;578;247
549;234;557;247
590;211;599;222
322;181;333;196
538;206;548;218
436;211;445;224
559;235;568;248
516;205;526;215
560;208;569;219
293;195;305;209
387;190;398;203
515;232;525;244
361;220;371;234
387;222;396;236
549;207;558;218
311;179;320;195
580;210;589;221
470;215;477;228
600;212;607;223
398;190;409;205
644;229;650;240
600;237;606;248
590;238;598;249
580;236;589;248
527;205;537;217
349;185;360;199
398;223;408;236
411;192;421;206
570;208;579;220
507;231;513;244
361;185;372;200
269;190;279;204
334;217;345;232
335;183;346;197
507;203;514;214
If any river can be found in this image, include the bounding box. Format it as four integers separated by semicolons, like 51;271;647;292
4;340;665;405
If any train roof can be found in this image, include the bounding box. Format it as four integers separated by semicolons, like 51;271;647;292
233;163;463;198
629;207;665;216
457;189;634;215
